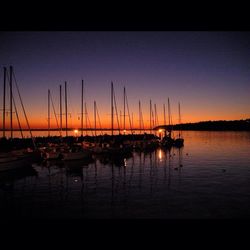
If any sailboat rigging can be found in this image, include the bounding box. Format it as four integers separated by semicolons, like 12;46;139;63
174;102;184;147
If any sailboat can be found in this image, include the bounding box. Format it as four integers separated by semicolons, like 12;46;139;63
0;66;39;171
0;151;32;172
161;98;175;148
173;102;184;147
61;144;92;161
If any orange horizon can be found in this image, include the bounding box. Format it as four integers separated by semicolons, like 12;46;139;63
1;115;249;130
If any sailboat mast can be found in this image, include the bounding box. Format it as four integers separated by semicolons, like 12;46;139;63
65;81;68;137
59;84;62;135
154;103;157;127
139;100;141;134
163;104;166;125
149;99;152;134
94;100;97;137
168;97;171;126
132;112;133;130
50;91;60;135
10;66;13;139
140;102;145;132
167;97;172;138
81;80;84;137
96;104;103;136
85;102;88;136
123;86;126;133
163;103;166;137
152;110;155;134
178;102;181;138
111;82;114;136
12;90;23;139
124;87;133;134
2;67;6;137
48;89;50;137
12;67;36;149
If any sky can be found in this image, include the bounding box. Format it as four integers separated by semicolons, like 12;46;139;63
0;31;250;130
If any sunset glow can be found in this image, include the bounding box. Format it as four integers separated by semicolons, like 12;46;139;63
0;32;250;130
2;26;250;222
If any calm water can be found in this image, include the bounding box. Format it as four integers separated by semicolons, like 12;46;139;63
1;131;250;219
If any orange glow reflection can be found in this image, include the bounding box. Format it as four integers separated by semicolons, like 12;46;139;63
158;149;163;161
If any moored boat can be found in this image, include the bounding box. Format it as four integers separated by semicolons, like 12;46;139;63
0;152;32;172
173;138;184;147
173;102;184;147
61;145;92;161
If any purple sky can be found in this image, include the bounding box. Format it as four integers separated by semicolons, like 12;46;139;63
0;31;250;128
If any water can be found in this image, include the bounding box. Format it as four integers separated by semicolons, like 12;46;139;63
0;131;250;219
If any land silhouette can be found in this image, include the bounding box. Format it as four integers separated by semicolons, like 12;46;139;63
172;119;250;131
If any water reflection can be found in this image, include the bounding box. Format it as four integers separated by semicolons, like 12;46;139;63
1;131;250;218
0;166;37;191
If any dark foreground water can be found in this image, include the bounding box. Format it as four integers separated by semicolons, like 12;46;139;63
0;131;250;219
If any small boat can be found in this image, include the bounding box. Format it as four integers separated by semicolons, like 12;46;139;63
62;151;92;161
39;144;62;160
61;145;92;161
0;152;31;172
161;98;175;148
162;135;175;148
173;138;184;147
173;102;184;147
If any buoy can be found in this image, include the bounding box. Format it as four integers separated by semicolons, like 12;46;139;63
180;164;183;167
186;153;189;156
174;167;178;170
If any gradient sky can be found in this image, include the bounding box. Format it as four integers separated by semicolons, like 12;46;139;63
0;31;250;129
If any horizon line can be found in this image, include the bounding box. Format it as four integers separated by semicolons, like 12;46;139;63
1;118;249;131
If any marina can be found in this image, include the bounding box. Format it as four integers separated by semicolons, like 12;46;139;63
0;66;185;173
0;32;250;219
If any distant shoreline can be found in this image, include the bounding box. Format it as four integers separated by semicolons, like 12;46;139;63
172;119;250;131
1;129;250;132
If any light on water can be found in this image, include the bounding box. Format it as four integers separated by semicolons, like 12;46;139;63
158;149;163;161
0;131;250;219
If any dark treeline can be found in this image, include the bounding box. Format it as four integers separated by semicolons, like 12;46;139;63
174;119;250;131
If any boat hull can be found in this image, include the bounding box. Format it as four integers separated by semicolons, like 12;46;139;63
62;151;92;161
0;155;31;172
173;138;184;147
